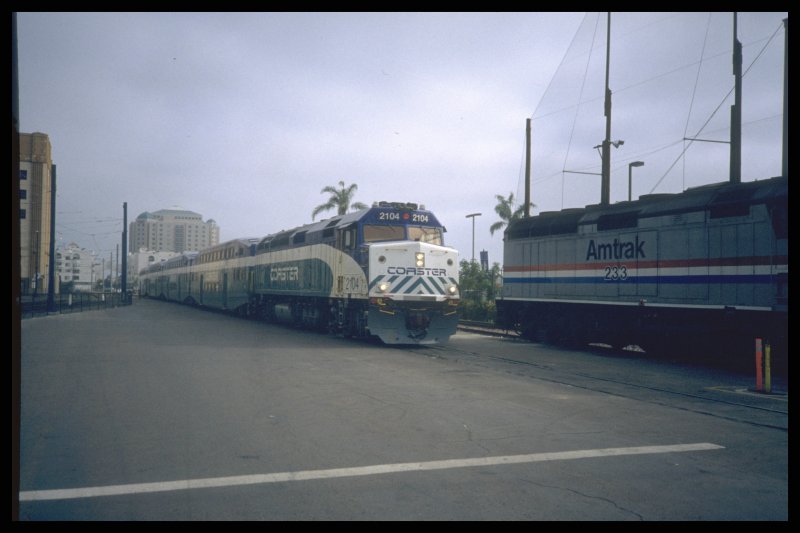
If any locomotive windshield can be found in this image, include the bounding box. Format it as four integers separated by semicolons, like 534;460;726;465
363;225;405;243
408;226;442;245
361;224;443;245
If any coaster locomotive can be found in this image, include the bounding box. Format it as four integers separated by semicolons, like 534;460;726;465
140;202;460;344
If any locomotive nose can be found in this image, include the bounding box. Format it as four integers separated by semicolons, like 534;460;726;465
406;310;431;329
405;310;431;339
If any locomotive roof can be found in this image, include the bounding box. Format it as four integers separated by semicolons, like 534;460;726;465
194;237;260;254
506;175;787;239
637;175;786;218
257;202;441;247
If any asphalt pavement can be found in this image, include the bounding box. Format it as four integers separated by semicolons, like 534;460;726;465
17;299;787;520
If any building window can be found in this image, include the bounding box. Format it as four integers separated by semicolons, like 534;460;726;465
20;209;26;219
20;170;27;180
20;189;27;199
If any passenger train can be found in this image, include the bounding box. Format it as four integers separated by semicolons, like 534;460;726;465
496;175;788;367
139;202;460;344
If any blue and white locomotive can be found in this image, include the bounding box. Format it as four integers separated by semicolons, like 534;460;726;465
496;175;788;366
139;201;460;344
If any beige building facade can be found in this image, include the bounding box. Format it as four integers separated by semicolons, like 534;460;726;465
19;132;53;296
55;243;97;292
129;207;219;253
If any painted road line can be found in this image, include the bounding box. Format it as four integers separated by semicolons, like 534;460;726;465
705;386;788;401
19;442;723;502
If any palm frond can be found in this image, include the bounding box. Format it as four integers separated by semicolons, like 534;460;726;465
489;221;506;235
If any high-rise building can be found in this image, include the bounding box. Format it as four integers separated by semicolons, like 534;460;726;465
129;207;219;253
19;132;53;296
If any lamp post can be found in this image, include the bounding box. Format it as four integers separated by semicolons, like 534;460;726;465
33;229;40;298
628;161;644;201
465;213;481;262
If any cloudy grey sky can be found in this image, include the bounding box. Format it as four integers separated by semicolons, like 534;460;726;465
17;12;787;267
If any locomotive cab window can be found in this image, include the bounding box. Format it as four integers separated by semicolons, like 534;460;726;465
337;225;358;250
408;226;443;245
363;225;405;243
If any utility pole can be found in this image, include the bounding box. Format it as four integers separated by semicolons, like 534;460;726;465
122;202;128;302
730;12;742;184
601;12;612;205
525;118;532;217
47;164;57;311
782;18;788;178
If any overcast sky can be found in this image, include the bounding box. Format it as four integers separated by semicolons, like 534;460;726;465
17;12;787;268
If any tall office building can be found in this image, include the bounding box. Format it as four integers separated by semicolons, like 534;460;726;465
19;132;53;296
129;207;219;253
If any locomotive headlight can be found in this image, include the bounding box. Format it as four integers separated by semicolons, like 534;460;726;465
448;285;458;295
415;252;425;267
378;282;390;293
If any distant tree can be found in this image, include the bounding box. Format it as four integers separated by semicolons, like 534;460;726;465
312;181;369;220
489;192;534;236
458;259;502;321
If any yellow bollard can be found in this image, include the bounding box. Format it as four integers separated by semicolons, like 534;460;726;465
764;342;772;394
755;338;763;392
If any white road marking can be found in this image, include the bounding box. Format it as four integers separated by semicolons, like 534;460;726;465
705;386;788;401
19;442;723;502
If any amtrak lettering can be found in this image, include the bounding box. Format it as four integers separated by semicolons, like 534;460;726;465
387;266;447;276
585;236;646;261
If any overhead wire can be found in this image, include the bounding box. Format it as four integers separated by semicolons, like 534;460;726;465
648;18;785;194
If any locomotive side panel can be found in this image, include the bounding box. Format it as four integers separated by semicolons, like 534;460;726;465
686;226;709;302
752;206;777;308
252;244;363;300
556;238;576;297
736;222;755;307
658;226;689;302
541;239;557;297
497;176;787;369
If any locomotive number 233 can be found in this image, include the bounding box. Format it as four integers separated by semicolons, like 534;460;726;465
603;265;628;281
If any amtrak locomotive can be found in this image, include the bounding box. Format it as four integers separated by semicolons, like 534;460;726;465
496;13;789;371
496;175;788;367
139;202;460;344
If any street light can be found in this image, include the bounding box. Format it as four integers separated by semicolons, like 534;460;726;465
465;213;482;262
628;161;644;201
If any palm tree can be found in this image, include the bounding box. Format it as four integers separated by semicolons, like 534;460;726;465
489;192;534;235
311;181;369;220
